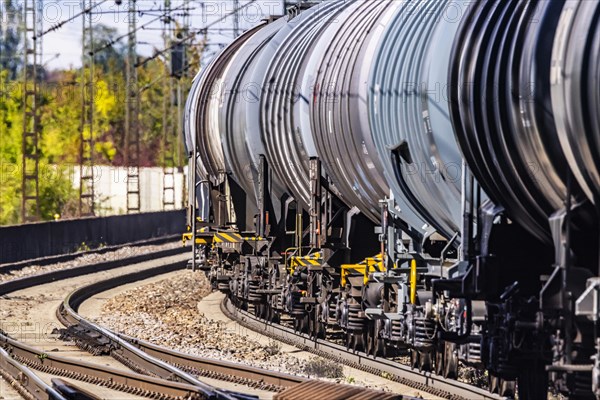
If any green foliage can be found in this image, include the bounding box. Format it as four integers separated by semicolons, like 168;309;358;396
0;0;22;79
86;25;126;73
38;164;78;221
0;22;198;225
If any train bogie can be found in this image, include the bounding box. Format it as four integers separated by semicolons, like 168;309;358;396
184;1;600;398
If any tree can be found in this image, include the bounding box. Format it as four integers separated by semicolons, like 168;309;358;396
86;24;127;73
0;17;191;225
0;0;22;79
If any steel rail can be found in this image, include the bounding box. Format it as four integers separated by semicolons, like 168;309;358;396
0;248;212;400
56;257;234;400
120;334;306;391
221;297;505;400
0;331;204;399
0;246;187;296
0;346;67;400
60;260;306;393
0;235;181;273
61;261;419;400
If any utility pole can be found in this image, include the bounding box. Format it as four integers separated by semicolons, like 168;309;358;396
36;1;43;63
233;0;240;37
21;0;42;222
161;0;175;210
178;0;192;208
79;0;95;216
125;0;141;213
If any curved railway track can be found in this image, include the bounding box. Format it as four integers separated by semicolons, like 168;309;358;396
0;245;403;400
220;297;505;400
0;246;212;400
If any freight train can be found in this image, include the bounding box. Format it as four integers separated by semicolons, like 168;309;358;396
182;1;600;398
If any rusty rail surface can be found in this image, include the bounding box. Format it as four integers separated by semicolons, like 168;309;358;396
0;330;205;399
61;260;307;394
0;346;66;400
221;297;506;400
0;245;432;400
0;248;217;400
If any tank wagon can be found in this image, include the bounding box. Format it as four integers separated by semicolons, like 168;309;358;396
183;1;600;398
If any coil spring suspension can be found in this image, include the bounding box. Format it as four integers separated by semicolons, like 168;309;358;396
390;319;404;342
326;299;337;325
461;341;482;365
247;280;263;303
572;371;593;396
216;277;230;292
347;303;366;333
412;317;436;350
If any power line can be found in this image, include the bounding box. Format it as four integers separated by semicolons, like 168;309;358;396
136;0;259;68
90;2;189;56
36;0;110;39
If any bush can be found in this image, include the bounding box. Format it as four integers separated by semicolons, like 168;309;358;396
264;340;282;356
303;356;344;379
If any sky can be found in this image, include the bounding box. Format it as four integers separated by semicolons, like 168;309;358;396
9;0;287;71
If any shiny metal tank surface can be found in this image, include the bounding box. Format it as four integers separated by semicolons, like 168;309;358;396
310;0;400;224
219;18;288;214
368;0;466;239
450;0;591;243
186;24;266;186
551;0;600;206
258;1;349;209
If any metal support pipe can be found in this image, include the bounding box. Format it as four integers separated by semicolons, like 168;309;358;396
309;157;322;248
258;155;269;237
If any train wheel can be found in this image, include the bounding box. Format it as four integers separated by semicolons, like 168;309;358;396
265;305;273;321
261;304;270;320
269;308;280;323
301;314;310;333
308;312;316;339
435;348;444;376
294;316;303;332
419;351;433;372
366;322;374;356
308;309;325;339
410;349;419;369
354;332;367;353
488;374;500;394
351;333;359;352
372;320;385;357
499;379;516;398
315;319;326;339
518;360;547;399
443;342;458;379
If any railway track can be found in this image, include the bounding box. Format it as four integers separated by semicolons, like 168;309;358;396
221;298;505;400
58;259;305;396
60;255;408;399
0;246;213;400
0;245;401;400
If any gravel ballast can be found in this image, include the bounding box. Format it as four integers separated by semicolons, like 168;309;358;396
99;272;313;376
97;271;367;382
0;242;181;283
